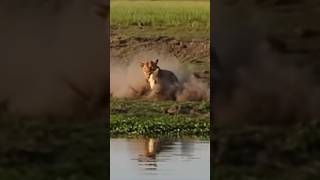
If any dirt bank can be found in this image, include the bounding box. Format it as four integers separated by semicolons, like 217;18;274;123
111;36;209;62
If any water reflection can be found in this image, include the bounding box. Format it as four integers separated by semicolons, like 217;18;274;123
136;138;173;171
111;137;210;180
136;137;199;170
144;138;161;158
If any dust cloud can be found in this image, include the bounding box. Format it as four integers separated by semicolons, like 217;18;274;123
110;51;209;101
213;2;320;125
176;76;210;101
0;0;108;117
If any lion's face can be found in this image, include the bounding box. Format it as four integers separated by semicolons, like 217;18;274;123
140;59;159;79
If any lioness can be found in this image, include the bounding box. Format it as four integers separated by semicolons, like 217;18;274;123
140;59;181;100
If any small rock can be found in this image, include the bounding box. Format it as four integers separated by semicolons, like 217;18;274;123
167;105;180;115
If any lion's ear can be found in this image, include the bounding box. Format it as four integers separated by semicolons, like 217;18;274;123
139;62;145;68
155;59;159;65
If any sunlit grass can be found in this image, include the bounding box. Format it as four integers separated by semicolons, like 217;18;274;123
110;1;210;29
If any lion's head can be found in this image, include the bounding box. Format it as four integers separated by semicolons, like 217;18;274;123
139;59;159;80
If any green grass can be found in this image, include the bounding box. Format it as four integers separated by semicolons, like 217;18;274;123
110;98;210;137
111;1;210;27
110;0;210;39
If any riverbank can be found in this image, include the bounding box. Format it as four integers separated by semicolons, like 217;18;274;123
110;98;210;137
110;0;210;138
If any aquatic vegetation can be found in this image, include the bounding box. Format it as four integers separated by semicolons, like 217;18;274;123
110;98;210;137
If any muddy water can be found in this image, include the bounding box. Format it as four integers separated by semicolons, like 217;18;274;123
110;138;210;180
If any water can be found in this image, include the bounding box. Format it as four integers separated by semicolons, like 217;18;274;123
110;137;210;180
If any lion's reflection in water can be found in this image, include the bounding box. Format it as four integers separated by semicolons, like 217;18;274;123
135;138;197;171
111;138;210;179
135;138;164;170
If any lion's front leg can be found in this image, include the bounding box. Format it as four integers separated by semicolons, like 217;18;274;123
146;85;162;100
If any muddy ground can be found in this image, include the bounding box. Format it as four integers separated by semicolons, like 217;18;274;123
110;30;210;82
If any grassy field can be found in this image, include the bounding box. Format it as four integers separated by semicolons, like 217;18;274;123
110;98;210;137
111;1;209;27
110;0;210;39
